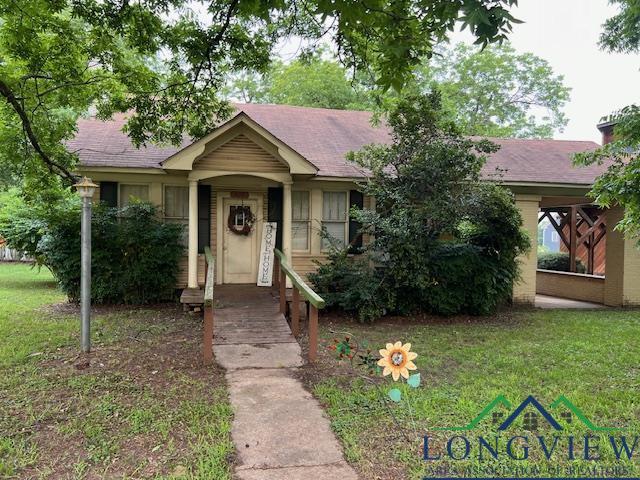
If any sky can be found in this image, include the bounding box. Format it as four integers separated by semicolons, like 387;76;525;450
454;0;640;143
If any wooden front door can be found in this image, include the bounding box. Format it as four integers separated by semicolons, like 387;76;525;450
223;198;259;283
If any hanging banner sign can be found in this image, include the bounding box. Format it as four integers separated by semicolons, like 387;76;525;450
257;222;277;287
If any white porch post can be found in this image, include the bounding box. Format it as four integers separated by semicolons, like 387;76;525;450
188;179;199;289
282;182;293;287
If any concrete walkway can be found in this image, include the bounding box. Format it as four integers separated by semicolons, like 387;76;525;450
535;294;606;309
213;286;358;480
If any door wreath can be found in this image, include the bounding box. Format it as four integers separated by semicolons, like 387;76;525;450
227;205;256;236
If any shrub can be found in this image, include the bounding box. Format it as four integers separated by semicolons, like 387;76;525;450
422;242;497;315
1;193;185;303
0;188;49;262
308;246;391;323
537;251;586;274
312;93;530;320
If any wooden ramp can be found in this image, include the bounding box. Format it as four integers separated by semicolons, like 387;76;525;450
213;285;296;345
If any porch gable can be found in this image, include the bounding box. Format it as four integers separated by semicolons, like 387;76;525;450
161;112;318;176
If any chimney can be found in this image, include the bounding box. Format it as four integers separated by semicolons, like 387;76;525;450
596;119;617;145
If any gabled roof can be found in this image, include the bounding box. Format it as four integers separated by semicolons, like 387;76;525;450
72;103;607;185
68;113;186;170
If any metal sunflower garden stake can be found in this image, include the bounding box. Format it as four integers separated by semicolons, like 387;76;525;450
329;333;423;441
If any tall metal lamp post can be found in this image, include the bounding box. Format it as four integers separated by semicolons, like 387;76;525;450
75;177;97;353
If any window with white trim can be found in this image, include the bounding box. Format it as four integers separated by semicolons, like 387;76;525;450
292;191;310;251
119;184;149;206
163;185;189;244
322;191;347;249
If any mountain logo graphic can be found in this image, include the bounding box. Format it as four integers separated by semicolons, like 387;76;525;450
434;395;621;431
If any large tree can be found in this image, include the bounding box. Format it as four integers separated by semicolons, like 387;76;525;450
0;0;520;191
574;0;640;237
412;43;570;138
229;42;570;138
228;56;375;110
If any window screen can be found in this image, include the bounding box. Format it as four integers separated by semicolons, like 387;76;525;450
322;191;347;249
292;191;310;251
119;184;149;206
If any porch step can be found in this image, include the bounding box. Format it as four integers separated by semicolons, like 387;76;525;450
180;288;204;311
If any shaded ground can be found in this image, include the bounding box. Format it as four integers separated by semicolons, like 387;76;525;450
297;309;640;480
0;263;233;479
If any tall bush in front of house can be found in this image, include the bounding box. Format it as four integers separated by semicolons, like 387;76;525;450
0;191;184;303
40;202;185;303
309;93;530;320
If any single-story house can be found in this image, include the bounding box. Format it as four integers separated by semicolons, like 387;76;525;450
72;104;640;307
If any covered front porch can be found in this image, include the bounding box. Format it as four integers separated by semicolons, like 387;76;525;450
165;111;320;304
179;172;295;306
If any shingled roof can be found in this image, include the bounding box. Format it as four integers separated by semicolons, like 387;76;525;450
73;103;606;185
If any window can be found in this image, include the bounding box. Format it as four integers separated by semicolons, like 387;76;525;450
292;191;310;251
322;191;347;249
119;184;149;206
163;185;189;244
164;186;189;220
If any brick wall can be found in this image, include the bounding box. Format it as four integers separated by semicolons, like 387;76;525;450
513;195;541;304
536;270;604;303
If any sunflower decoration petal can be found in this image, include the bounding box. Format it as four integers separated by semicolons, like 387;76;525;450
377;341;418;382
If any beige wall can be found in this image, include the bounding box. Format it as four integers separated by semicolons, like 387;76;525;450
83;170;364;286
604;206;640;306
537;270;604;303
513;195;541;304
290;180;365;280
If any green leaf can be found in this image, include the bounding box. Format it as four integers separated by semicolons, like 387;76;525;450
407;373;421;388
388;388;402;402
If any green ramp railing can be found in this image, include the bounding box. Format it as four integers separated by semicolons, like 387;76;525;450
273;248;325;362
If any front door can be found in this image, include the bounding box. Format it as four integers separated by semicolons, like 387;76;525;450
223;198;259;283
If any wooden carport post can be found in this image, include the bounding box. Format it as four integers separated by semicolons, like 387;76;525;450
569;206;578;272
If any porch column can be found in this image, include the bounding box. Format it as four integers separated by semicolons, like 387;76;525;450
188;179;199;289
282;182;293;287
604;206;640;306
513;194;541;304
282;182;292;259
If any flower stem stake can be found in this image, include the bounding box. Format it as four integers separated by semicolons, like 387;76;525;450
75;177;97;353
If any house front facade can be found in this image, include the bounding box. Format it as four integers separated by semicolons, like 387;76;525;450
73;103;640;307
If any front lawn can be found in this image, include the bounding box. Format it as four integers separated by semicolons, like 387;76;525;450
303;309;640;480
0;263;233;479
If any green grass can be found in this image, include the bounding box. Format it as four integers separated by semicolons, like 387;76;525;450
0;263;233;479
311;310;640;479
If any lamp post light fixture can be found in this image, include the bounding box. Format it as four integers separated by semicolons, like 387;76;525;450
74;177;97;353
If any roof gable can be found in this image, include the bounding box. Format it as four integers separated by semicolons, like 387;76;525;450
194;132;289;173
162;112;317;175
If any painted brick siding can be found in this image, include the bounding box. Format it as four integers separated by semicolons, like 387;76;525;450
513;195;541;304
536;270;604;304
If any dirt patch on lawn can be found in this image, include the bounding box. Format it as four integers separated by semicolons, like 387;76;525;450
3;306;232;479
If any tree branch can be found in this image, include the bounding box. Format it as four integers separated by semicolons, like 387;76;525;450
0;79;77;182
